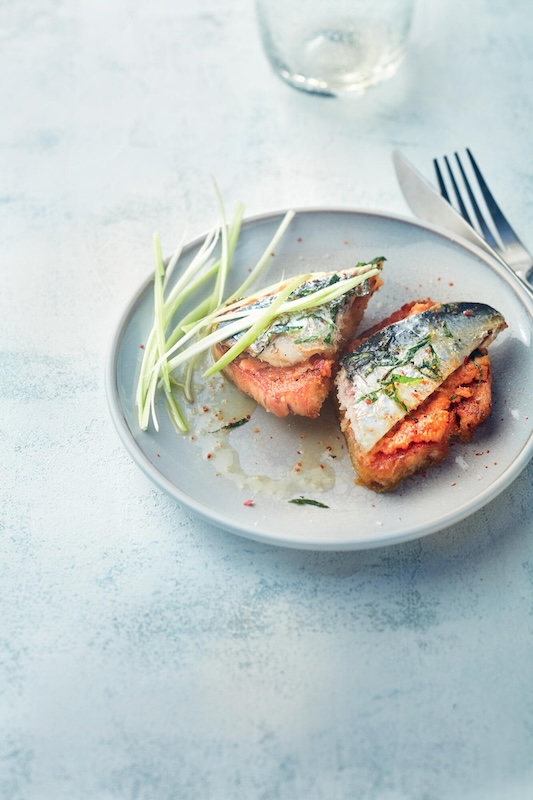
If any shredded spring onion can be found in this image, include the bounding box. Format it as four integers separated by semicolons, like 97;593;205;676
136;201;296;432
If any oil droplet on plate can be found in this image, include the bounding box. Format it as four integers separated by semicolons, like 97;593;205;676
186;372;346;499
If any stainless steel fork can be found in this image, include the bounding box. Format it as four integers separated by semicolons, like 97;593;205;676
434;149;533;284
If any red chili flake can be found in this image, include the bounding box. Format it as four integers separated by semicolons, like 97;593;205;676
437;276;442;281
296;450;302;455
202;406;209;412
475;452;484;456
464;356;470;364
451;482;457;486
463;309;474;317
365;397;372;405
206;453;212;459
297;462;302;467
448;281;454;286
297;237;303;242
243;499;255;507
343;240;349;245
270;252;275;257
156;453;161;458
486;449;490;453
320;464;325;470
493;462;497;466
139;344;145;349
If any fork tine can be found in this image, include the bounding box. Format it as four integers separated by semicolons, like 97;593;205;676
466;148;523;249
454;152;499;249
433;158;450;202
444;155;473;226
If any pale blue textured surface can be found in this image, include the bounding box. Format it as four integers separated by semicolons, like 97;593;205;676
1;1;533;798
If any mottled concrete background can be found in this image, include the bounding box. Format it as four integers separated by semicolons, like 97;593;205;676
1;0;533;798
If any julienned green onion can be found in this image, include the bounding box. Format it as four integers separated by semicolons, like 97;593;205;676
211;260;380;324
203;273;307;377
136;200;296;432
204;268;381;377
156;267;380;378
135;236;221;427
135;194;381;435
153;233;171;394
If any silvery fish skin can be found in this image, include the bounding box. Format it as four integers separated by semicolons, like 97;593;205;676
219;264;382;368
336;302;507;453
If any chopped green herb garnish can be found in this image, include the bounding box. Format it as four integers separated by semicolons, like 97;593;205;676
352;333;442;412
215;417;250;432
471;355;484;384
356;256;386;268
442;320;454;338
289;497;329;508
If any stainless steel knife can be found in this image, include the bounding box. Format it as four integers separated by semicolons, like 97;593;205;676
392;150;497;254
392;149;533;297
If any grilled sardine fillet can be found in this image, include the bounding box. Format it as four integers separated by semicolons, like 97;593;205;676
336;300;507;492
213;265;383;418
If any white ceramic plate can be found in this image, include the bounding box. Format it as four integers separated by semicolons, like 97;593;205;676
106;209;533;550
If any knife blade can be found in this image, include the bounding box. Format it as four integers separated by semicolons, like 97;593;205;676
392;150;497;254
392;149;533;298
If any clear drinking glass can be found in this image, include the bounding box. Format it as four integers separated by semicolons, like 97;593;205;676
255;0;416;97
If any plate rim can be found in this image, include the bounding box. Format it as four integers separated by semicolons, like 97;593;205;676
105;206;533;550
